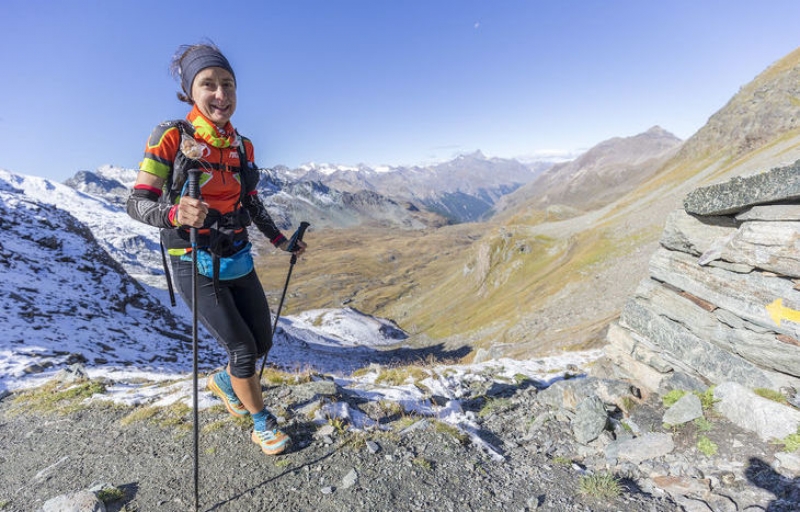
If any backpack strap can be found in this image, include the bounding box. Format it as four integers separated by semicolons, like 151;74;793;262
160;125;253;305
235;131;251;204
159;119;196;307
160;237;177;307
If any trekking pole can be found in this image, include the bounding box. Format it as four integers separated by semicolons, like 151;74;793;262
187;169;202;512
259;221;310;379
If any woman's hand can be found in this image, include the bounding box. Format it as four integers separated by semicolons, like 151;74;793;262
279;239;307;256
176;196;209;228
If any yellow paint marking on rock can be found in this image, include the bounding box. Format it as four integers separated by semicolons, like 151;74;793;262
766;298;800;326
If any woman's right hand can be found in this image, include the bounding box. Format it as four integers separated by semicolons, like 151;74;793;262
177;196;209;228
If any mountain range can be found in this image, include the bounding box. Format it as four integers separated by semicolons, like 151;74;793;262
7;46;800;376
493;125;682;219
278;151;560;223
250;46;800;359
65;149;564;231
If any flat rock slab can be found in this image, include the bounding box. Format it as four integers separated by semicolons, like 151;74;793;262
684;160;800;216
605;432;675;464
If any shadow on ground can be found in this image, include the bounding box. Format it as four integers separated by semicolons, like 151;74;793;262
746;457;800;511
271;330;473;374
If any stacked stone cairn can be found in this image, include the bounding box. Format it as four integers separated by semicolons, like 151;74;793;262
604;160;800;443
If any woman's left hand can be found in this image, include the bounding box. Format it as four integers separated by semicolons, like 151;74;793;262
280;239;307;256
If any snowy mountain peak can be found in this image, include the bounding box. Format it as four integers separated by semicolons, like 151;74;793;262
298;162;382;176
455;150;487;161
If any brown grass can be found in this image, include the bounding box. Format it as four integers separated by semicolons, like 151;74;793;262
251;56;800;358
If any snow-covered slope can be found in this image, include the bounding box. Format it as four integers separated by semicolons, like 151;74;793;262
1;168;165;287
0;169;421;392
0;171;221;390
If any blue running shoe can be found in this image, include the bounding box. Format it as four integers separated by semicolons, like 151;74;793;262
251;428;291;455
207;371;249;418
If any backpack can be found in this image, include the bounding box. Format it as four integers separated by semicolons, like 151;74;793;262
159;120;253;306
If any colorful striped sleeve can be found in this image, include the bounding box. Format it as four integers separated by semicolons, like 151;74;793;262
139;122;182;180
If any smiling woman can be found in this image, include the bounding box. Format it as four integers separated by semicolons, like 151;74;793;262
171;44;238;126
190;68;237;127
125;42;308;459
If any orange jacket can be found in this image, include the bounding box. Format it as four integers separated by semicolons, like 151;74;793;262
139;105;253;217
134;106;286;254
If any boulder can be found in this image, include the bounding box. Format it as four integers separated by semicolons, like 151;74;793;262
605;432;675;464
41;491;106;512
683;161;800;216
571;395;609;444
713;381;800;442
662;393;703;426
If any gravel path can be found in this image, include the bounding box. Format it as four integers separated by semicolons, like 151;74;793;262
0;382;679;512
6;363;798;512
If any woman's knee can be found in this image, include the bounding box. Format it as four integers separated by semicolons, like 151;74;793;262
229;351;257;379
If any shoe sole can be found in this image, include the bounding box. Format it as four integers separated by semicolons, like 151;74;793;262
251;430;290;455
207;375;249;418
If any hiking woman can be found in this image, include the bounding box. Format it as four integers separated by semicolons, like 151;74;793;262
126;42;304;456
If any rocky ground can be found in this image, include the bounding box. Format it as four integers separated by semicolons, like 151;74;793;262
1;362;799;512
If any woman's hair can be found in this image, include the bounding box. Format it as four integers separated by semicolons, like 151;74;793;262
169;41;234;105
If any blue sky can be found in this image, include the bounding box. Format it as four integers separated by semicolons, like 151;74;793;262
2;1;799;182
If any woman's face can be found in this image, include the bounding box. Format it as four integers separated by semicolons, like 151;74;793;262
191;67;237;128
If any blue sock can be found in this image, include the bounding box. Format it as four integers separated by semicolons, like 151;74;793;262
216;370;235;396
253;409;277;431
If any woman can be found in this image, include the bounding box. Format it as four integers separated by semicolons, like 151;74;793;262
126;42;304;456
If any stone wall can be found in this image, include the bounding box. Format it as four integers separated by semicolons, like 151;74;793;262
604;160;800;393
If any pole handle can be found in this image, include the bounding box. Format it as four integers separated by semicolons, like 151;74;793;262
187;170;202;247
287;221;310;252
287;221;310;264
187;169;202;199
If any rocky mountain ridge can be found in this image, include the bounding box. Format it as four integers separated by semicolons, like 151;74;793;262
277;151;557;223
262;177;445;230
676;47;800;167
493;126;682;219
0;173;217;383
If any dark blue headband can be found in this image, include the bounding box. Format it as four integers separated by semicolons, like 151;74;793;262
180;47;236;98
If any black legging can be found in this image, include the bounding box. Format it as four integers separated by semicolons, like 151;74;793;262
171;255;272;378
